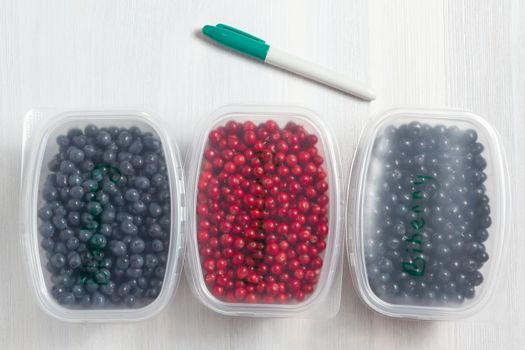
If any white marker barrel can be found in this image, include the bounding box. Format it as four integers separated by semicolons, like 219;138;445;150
265;47;376;101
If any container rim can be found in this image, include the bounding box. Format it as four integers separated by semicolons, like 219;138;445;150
185;104;344;317
20;109;186;322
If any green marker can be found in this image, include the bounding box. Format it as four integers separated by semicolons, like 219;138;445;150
202;23;376;101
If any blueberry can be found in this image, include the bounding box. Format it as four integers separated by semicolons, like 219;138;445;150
67;198;83;211
72;284;85;297
128;139;143;154
69;186;84;200
48;157;60;172
50;253;66;268
143;136;161;151
119;161;134;175
474;251;489;263
58;228;74;241
159;216;170;229
84;279;99;293
91;292;107;308
123;189;139;203
118;283;132;297
117;131;133;148
109;240;127;256
56;135;70;147
126;268;143;279
83;124;97;136
157;190;170;203
144;163;158;175
148;203;163;218
151;240;164;253
59;160;76;174
102;150;117;163
137;277;148;289
80;159;95;172
95;191;110;205
100;281;116;295
134;176;150;190
154;266;165;279
123;295;137;307
83;144;96;158
66;236;80;250
82;179;98;193
54;242;67;254
132;156;144;168
468;271;483;286
96;131;112;146
67;252;82;269
145;254;159;268
66;128;82;139
51;215;67;230
94;268;111;285
129;254;144;269
59;293;76;305
38;206;54;220
42;185;58;201
86;202;103;216
39;222;55;237
101;209;116;223
99;224;112;237
146;287;160;299
118;152;133;162
41;237;55;252
120;220;138;235
151;174;164;187
131;201;147;215
113;257;129;272
129;238;146;254
78;229;93;242
90;234;107;249
80;295;91;306
68;148;85;163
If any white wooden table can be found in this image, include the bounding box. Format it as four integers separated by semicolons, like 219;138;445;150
2;1;524;349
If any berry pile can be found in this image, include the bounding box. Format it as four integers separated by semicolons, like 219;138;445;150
38;125;171;308
365;122;490;306
196;120;329;304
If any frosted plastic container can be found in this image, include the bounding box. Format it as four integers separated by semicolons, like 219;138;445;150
20;110;185;322
347;108;509;319
186;105;343;317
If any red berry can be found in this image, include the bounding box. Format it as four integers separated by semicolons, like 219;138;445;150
235;287;247;300
212;285;225;297
236;266;250;279
266;242;279;256
203;259;215;272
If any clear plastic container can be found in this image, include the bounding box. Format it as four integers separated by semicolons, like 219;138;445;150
186;105;343;317
347;108;509;320
20;110;185;322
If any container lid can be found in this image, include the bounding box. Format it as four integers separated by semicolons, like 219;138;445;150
347;108;509;319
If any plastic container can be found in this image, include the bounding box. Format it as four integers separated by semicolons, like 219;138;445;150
186;105;343;317
20;110;185;322
347;108;509;319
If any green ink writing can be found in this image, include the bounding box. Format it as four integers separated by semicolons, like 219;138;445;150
78;164;121;285
401;175;438;277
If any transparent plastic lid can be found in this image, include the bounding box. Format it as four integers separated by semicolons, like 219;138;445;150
348;108;509;319
186;105;343;317
20;110;185;322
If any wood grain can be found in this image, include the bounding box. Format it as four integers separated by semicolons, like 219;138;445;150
1;0;524;349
